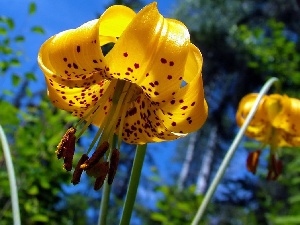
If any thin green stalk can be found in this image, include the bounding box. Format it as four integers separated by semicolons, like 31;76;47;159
98;180;111;225
98;134;118;225
191;77;279;225
0;125;21;225
119;144;147;225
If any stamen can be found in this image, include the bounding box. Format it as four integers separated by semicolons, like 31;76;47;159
93;162;110;190
246;150;261;174
74;79;118;141
56;127;76;159
267;154;282;180
80;141;109;170
87;161;109;178
108;148;120;185
72;154;89;185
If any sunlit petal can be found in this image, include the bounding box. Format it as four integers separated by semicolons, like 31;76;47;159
99;5;136;38
159;44;207;133
105;2;190;102
38;19;109;88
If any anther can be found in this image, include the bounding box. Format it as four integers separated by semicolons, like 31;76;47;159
72;154;89;185
87;161;109;178
56;127;76;159
267;154;282;180
80;141;109;170
93;162;110;191
108;149;120;185
246;150;261;174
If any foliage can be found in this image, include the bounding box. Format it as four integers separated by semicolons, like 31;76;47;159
150;185;206;225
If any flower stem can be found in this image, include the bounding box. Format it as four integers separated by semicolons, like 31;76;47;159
98;180;111;225
98;134;118;225
119;144;147;225
0;125;21;225
191;77;279;225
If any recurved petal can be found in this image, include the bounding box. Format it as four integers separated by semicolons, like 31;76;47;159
38;19;109;88
46;76;114;120
236;94;269;127
236;93;273;142
158;44;208;134
105;2;190;102
272;95;300;137
98;5;136;38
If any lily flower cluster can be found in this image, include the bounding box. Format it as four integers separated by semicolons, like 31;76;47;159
236;93;300;180
38;2;208;189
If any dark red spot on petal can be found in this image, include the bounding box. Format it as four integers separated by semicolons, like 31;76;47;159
161;58;167;64
123;52;128;57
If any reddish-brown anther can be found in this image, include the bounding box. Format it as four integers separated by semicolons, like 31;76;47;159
246;150;261;174
267;154;283;180
93;162;110;190
72;154;89;185
80;141;109;170
56;127;76;160
108;149;120;185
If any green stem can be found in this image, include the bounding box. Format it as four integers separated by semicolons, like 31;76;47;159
0;125;21;225
98;135;118;225
119;144;147;225
98;180;111;225
191;77;279;225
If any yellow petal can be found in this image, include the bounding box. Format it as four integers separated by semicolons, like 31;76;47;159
236;93;271;142
38;19;108;89
98;5;136;38
46;76;114;119
118;94;184;144
272;95;300;137
158;44;208;133
105;2;190;102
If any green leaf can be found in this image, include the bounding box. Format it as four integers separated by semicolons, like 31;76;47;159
25;72;37;81
273;216;300;224
0;27;7;35
28;2;37;15
31;214;49;222
14;35;25;42
27;185;39;195
10;58;20;67
31;26;45;34
6;18;14;29
12;73;21;86
0;101;19;129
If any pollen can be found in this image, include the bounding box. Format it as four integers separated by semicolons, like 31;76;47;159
56;127;76;171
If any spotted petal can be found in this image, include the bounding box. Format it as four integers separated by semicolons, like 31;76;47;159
236;93;272;142
158;44;208;134
105;2;190;102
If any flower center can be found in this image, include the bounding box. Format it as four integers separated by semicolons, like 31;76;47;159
56;79;143;190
